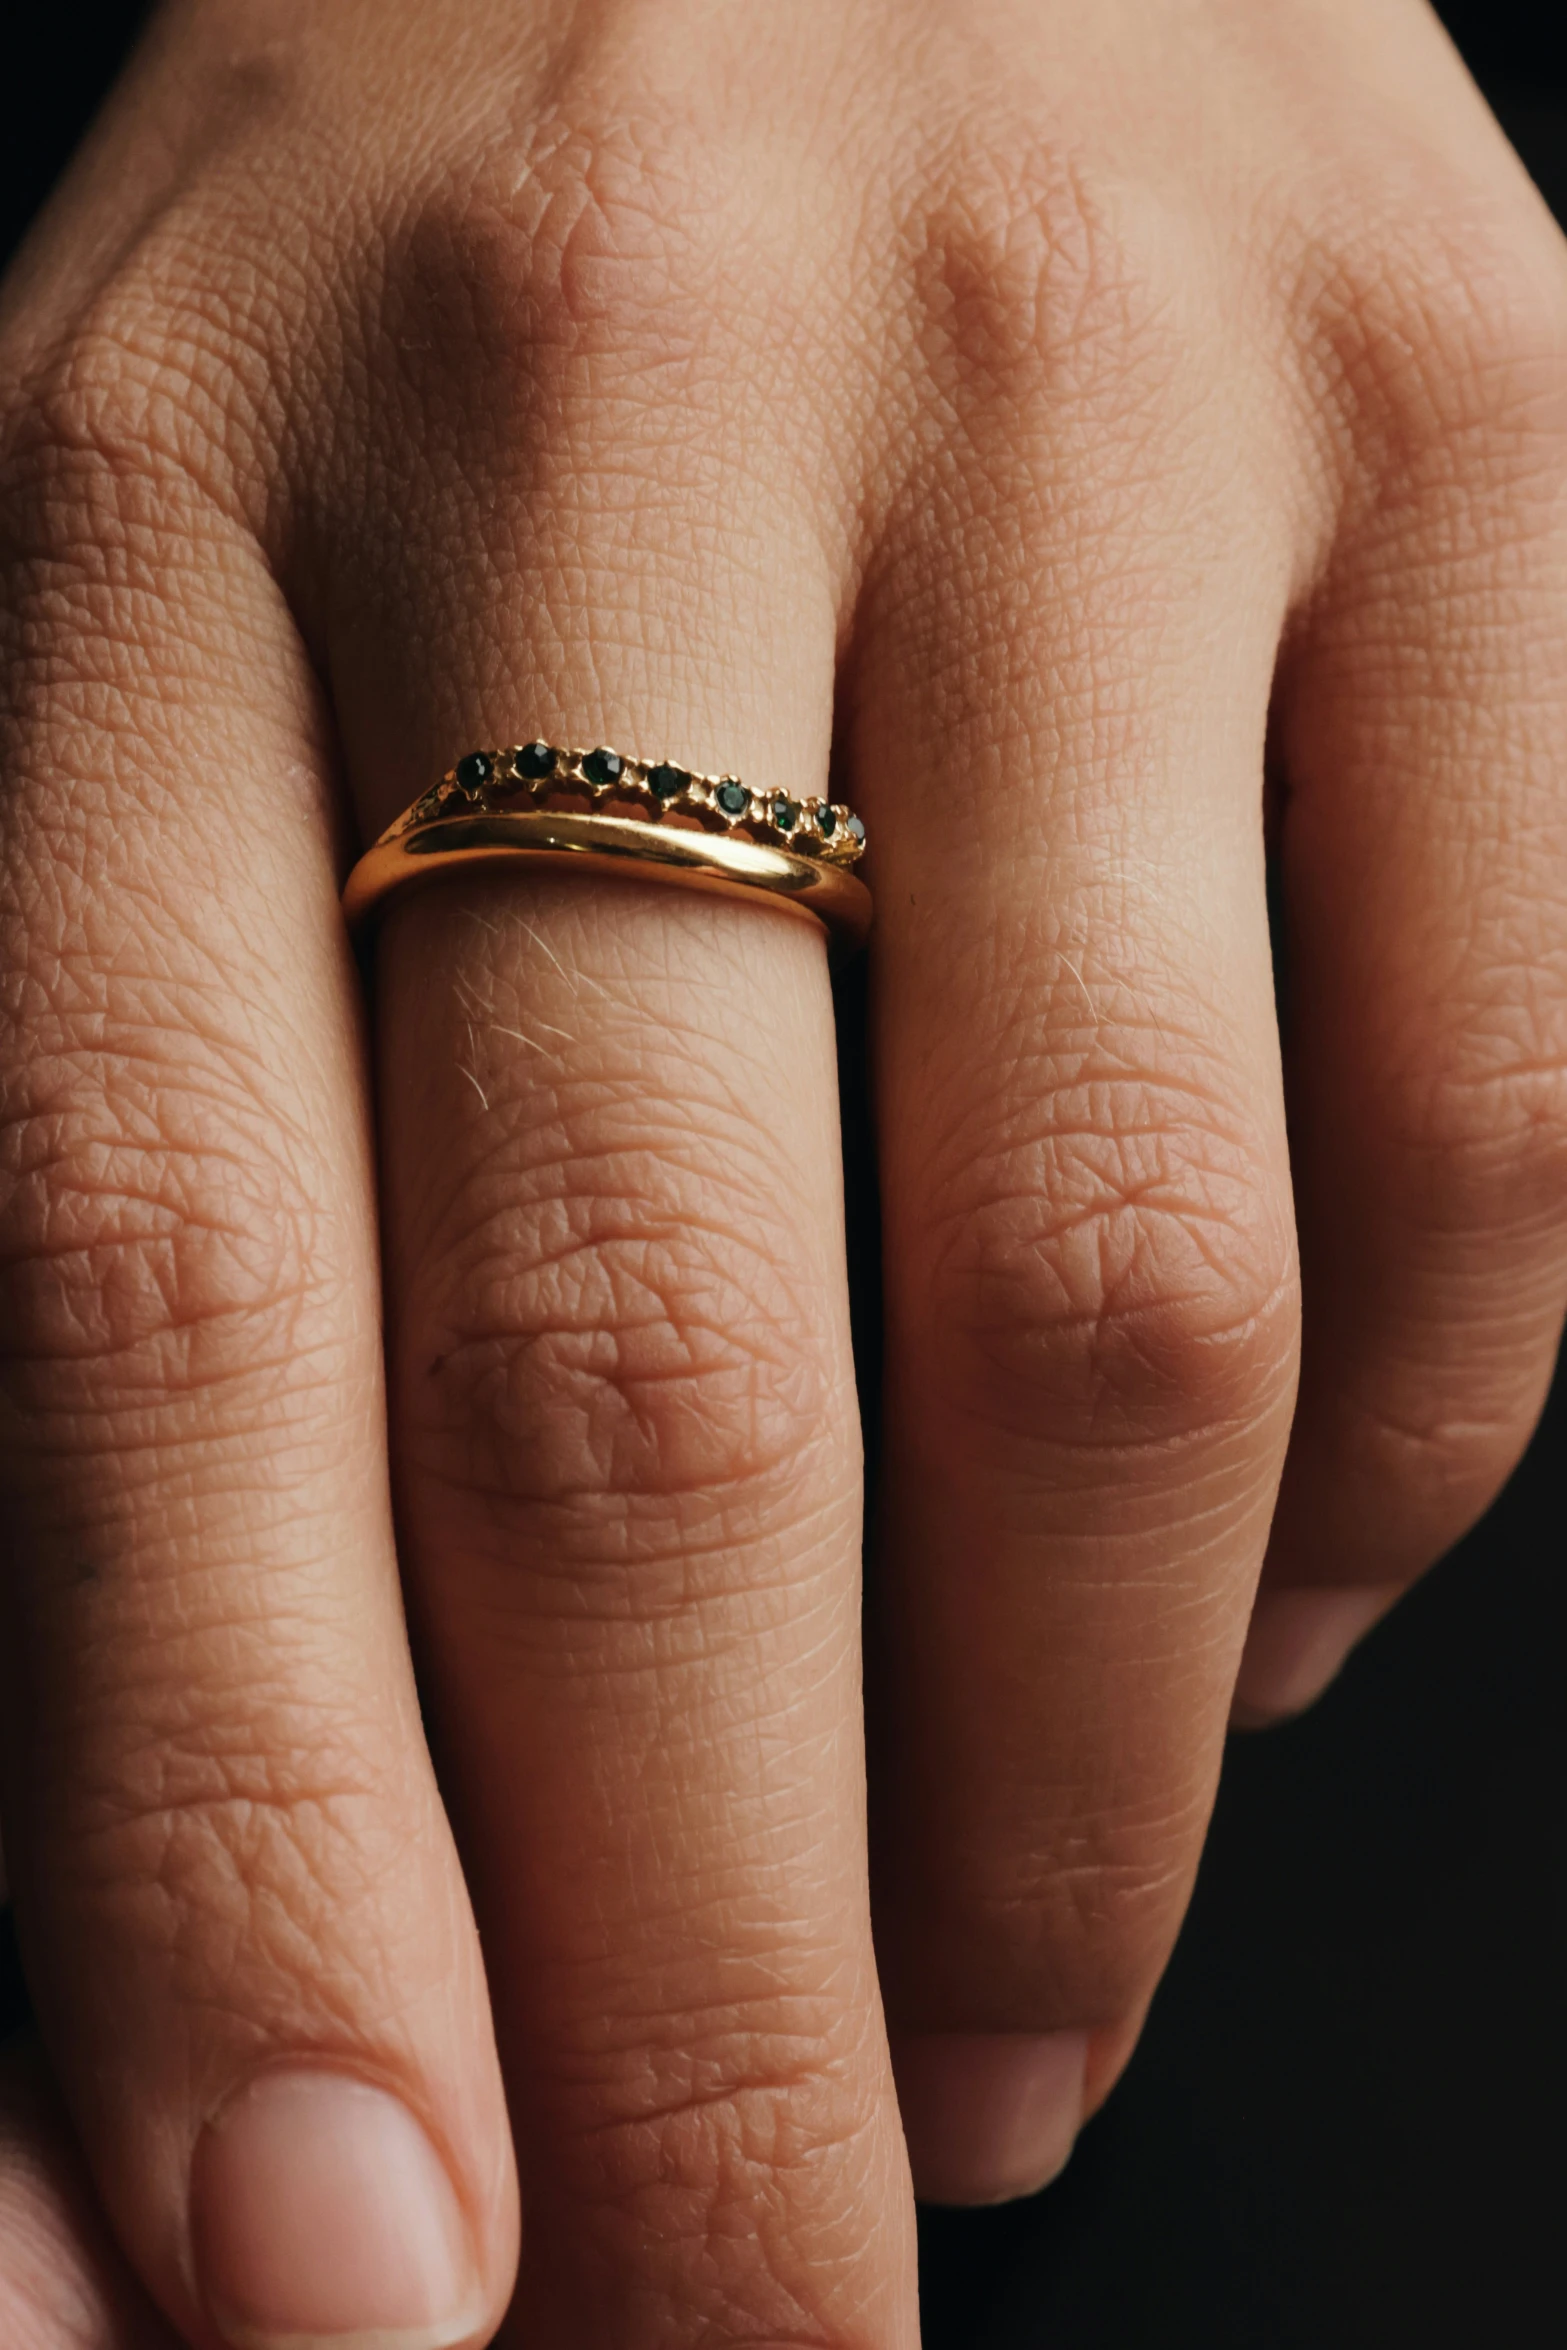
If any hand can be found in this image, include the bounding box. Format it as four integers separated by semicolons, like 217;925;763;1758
0;2041;183;2346
2;1;1563;2343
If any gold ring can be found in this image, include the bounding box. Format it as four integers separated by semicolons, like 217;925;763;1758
342;741;873;949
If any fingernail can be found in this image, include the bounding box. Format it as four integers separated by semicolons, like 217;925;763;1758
192;2068;483;2350
889;2030;1088;2205
1232;1586;1398;1725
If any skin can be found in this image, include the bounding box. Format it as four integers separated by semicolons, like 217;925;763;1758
0;0;1564;2342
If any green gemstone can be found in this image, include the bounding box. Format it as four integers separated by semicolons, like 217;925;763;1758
454;752;491;793
647;762;688;800
772;796;800;832
515;741;555;780
816;804;837;838
581;747;623;788
716;782;748;816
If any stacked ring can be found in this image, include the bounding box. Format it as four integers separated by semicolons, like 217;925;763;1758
343;740;873;948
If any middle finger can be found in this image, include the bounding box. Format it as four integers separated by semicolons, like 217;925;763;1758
856;196;1305;2195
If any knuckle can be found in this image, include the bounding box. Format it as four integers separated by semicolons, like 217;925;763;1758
910;127;1199;414
47;1698;414;2024
516;109;740;363
1419;216;1567;420
1;326;177;496
0;268;255;532
918;1080;1298;1451
915;1793;1204;2026
400;1140;841;1543
0;365;152;658
0;364;252;761
0;1040;333;1424
549;2002;866;2168
523;1982;881;2326
381;100;776;417
1029;1840;1195;2020
1306;190;1567;458
68;1720;370;1910
1390;1006;1567;1237
1351;1384;1543;1543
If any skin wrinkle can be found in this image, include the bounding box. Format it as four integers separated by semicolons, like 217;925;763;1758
0;2049;176;2348
0;917;360;1408
960;1467;1281;1579
32;1603;391;1719
3;1010;331;1123
25;1584;397;1718
1322;201;1567;461
497;2032;874;2174
0;335;241;539
423;1112;818;1253
447;1590;861;1721
915;1042;1274;1180
13;1544;376;1682
429;1471;857;1600
410;1272;836;1514
442;1472;858;1595
913;1153;1297;1450
535;2051;874;2179
5;1402;371;1515
441;92;860;509
548;1949;876;2062
421;1211;814;1366
565;2082;880;2197
537;1877;855;1985
396;922;847;1536
527;1861;863;1992
49;1803;414;2021
0;1349;358;1463
0;0;1564;2334
0;1189;339;1400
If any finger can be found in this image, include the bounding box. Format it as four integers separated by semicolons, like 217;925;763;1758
0;419;516;2342
375;871;914;2343
850;252;1301;2199
0;2040;183;2349
1240;210;1567;1719
325;245;917;2328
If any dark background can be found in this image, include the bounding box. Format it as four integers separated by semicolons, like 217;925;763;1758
3;7;1563;2347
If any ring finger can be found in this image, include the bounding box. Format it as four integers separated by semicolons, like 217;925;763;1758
325;313;917;2342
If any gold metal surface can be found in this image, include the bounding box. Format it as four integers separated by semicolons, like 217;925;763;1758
343;741;873;949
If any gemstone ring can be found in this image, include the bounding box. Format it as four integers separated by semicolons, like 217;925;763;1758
342;741;873;949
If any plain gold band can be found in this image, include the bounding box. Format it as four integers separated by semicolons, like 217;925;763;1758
342;806;873;948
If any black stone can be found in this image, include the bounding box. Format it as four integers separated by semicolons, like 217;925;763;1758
454;752;491;793
772;795;800;832
581;747;623;788
716;782;749;816
515;740;555;780
647;762;688;800
815;803;837;838
845;813;866;845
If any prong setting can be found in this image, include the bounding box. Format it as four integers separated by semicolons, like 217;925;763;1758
403;743;868;864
